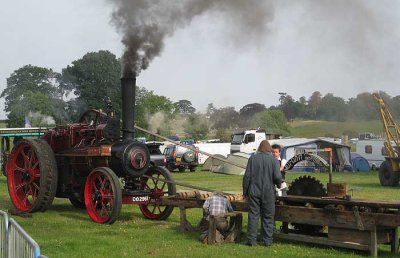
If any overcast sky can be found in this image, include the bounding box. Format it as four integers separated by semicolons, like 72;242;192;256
1;0;399;120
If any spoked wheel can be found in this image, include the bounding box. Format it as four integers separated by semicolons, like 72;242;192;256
139;166;176;220
84;167;122;224
6;139;58;213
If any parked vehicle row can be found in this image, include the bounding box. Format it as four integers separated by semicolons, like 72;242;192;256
163;144;199;172
145;141;199;172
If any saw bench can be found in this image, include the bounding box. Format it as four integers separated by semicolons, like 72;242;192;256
160;191;400;256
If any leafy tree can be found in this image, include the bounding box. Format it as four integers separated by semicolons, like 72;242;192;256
299;96;307;105
347;92;377;121
60;50;121;120
210;106;239;129
279;95;298;121
317;93;347;121
307;91;322;119
239;103;266;119
1;65;64;126
1;65;60;111
7;91;57;127
206;103;216;117
135;86;175;129
214;128;232;142
184;113;209;141
296;96;308;119
249;109;290;135
174;100;196;114
390;95;400;119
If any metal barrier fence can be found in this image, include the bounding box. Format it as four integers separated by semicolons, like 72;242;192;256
8;219;40;258
0;210;8;258
0;210;47;258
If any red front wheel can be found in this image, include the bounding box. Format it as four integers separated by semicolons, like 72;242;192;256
84;167;122;224
6;139;58;213
139;166;176;220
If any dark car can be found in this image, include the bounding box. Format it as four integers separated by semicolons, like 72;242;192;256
163;144;198;172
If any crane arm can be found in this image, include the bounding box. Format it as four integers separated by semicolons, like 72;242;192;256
372;93;400;171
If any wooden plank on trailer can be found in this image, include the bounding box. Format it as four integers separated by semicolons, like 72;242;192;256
274;232;370;251
277;196;400;209
275;205;400;229
329;227;391;245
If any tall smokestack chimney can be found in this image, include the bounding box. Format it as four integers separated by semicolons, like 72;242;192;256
121;70;136;140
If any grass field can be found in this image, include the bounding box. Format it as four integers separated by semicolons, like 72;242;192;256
289;120;383;139
1;168;400;258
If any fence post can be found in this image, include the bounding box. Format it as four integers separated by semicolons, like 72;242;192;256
7;218;41;258
0;210;8;258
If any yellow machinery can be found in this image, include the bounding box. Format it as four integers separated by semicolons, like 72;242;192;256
372;93;400;186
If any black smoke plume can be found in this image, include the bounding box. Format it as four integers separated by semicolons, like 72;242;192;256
107;0;274;76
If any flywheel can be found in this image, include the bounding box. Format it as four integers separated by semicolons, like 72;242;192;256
287;175;327;235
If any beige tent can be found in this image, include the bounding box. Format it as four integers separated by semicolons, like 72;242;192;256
203;152;250;175
202;154;227;171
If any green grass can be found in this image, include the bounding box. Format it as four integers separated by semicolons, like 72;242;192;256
289;120;383;139
1;169;400;258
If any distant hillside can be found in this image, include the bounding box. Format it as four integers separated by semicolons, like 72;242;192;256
289;120;383;139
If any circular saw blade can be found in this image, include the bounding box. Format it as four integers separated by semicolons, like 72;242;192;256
287;175;327;235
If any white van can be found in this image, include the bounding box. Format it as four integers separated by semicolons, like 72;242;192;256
355;139;386;170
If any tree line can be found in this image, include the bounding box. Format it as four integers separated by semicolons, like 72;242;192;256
1;50;397;142
278;91;400;122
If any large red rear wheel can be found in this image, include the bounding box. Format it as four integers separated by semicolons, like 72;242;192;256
6;139;58;213
84;167;122;224
139;166;176;220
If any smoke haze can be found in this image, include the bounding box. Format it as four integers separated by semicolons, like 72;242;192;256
28;111;56;126
148;111;166;134
107;0;274;75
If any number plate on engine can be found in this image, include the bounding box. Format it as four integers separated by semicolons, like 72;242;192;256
132;196;149;202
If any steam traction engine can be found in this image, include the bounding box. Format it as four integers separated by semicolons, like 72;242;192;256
5;74;176;224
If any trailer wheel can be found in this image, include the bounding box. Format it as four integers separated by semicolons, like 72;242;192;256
6;139;58;213
379;160;400;186
84;167;122;224
139;166;176;220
